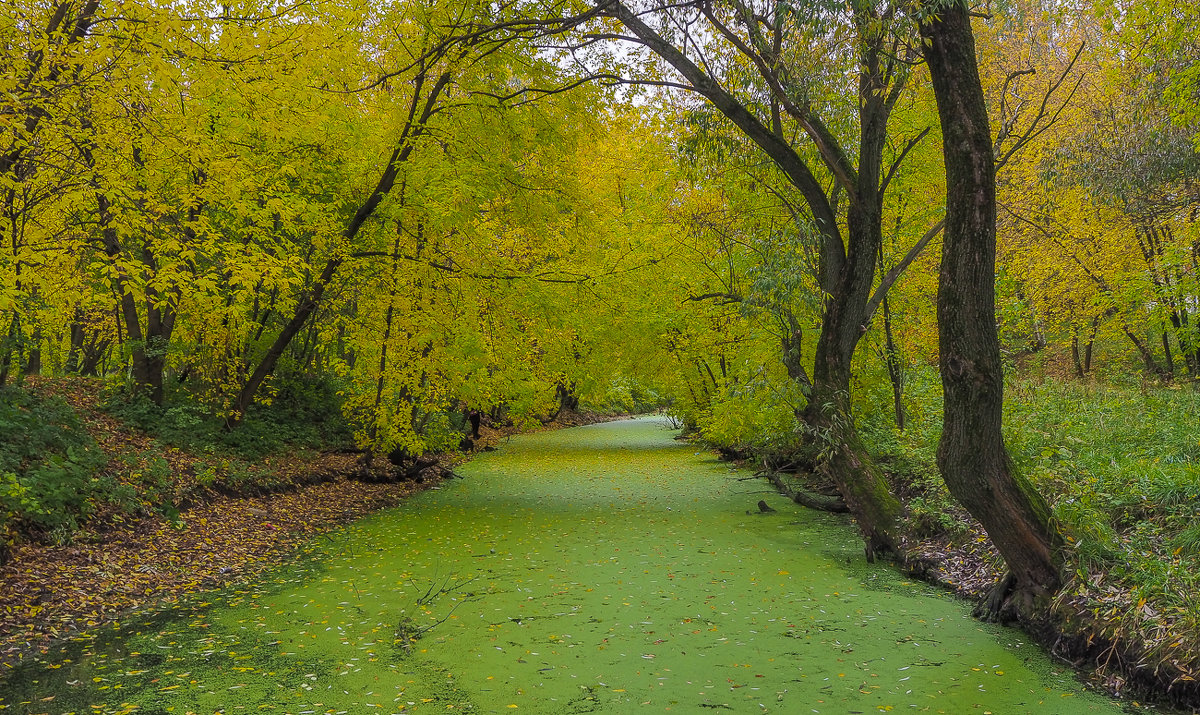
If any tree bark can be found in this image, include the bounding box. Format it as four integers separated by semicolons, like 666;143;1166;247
94;190;166;404
920;1;1063;622
803;339;901;560
23;330;41;376
1084;316;1098;374
882;294;905;430
0;316;16;387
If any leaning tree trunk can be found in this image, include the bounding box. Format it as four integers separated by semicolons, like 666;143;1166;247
920;1;1063;622
797;296;903;564
802;207;904;561
608;0;909;558
801;372;902;562
226;70;452;429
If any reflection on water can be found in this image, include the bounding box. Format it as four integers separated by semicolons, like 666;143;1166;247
0;417;1124;713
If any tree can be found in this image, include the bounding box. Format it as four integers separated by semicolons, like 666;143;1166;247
919;0;1063;621
224;0;621;428
593;0;948;557
988;0;1200;381
0;0;102;384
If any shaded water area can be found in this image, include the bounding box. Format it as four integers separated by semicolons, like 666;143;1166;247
1;417;1125;714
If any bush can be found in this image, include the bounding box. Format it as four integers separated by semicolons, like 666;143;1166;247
104;372;351;459
695;372;805;455
0;387;108;556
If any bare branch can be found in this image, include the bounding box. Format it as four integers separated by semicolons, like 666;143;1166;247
684;291;742;304
863;218;945;323
880;126;931;195
994;41;1086;172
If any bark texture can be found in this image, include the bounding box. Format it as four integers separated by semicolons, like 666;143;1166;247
920;1;1063;621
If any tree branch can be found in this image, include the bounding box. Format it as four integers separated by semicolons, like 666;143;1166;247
863;218;944;324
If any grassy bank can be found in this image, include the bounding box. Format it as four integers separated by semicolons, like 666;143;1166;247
0;376;357;566
861;374;1200;706
0;377;413;666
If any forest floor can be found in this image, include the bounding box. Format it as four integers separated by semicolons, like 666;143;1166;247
0;379;621;673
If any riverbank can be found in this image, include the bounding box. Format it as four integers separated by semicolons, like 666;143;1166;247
902;516;1200;711
894;380;1200;712
0;470;431;670
0;378;624;673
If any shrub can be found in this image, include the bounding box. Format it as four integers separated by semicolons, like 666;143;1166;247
104;372;351;459
0;387;107;555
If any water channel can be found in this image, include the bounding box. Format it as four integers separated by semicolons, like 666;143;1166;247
0;416;1126;713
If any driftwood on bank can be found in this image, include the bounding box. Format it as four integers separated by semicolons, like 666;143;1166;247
760;470;849;513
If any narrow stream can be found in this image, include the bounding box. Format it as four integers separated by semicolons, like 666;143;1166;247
1;417;1125;714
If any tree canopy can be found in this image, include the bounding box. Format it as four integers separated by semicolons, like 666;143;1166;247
3;0;1200;634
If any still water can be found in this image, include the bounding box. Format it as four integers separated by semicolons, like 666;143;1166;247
0;417;1124;713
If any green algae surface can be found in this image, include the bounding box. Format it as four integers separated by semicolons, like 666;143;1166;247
0;417;1125;714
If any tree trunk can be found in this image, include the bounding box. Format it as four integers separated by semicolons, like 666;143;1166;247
881;293;905;430
0;316;16;387
609;0;912;557
802;374;901;561
66;306;85;373
23;339;41;376
803;240;903;560
1161;331;1175;378
1123;325;1163;376
797;103;905;560
96;192;163;404
1083;315;1098;375
920;1;1063;622
227;255;343;427
21;286;41;376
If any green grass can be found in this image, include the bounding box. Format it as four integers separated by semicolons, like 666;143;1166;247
863;372;1200;679
1004;380;1200;671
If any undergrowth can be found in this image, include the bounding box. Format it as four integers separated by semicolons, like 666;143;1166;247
0;387;107;560
0;374;357;562
103;373;352;460
1004;379;1200;685
861;371;1200;688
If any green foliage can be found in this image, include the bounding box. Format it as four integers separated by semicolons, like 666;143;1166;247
420;411;470;455
104;373;350;459
1001;381;1200;643
0;388;107;550
696;373;805;456
904;496;961;538
113;447;177;512
857;367;963;537
585;378;666;415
